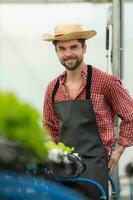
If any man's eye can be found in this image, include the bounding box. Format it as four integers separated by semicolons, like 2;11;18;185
59;47;65;51
71;45;78;50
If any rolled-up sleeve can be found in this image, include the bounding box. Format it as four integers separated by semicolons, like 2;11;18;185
42;84;59;142
109;77;133;147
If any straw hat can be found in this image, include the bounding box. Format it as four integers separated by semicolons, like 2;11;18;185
42;24;97;41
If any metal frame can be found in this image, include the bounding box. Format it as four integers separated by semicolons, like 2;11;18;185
0;0;113;4
111;0;124;198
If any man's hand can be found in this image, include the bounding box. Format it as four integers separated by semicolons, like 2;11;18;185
42;153;86;178
108;144;125;173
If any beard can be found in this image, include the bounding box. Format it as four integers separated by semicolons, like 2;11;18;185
59;55;83;71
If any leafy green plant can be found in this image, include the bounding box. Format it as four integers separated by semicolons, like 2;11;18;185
0;91;47;160
45;141;74;154
0;91;74;165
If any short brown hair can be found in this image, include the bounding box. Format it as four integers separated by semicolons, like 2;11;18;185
53;39;86;47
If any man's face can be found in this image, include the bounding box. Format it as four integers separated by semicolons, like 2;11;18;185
55;40;86;71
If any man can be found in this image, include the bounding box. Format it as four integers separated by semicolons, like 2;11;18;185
42;24;133;199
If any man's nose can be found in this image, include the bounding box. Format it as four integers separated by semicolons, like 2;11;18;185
64;49;73;57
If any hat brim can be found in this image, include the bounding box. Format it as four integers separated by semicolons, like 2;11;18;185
42;30;97;41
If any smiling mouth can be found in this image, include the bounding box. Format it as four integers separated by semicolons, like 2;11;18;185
67;59;74;61
65;60;75;65
63;56;77;61
65;58;76;62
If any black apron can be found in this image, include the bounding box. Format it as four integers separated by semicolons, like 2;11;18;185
52;65;109;199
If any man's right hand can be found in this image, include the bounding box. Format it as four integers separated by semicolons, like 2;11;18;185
42;153;86;178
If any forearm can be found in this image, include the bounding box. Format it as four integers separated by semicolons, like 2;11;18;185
108;143;125;173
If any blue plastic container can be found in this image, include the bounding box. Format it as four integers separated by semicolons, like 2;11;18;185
0;169;87;200
0;169;118;200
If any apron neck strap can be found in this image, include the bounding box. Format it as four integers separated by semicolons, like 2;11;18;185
52;79;59;103
86;65;92;99
52;65;92;103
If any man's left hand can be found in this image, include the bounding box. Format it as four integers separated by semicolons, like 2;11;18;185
108;144;125;173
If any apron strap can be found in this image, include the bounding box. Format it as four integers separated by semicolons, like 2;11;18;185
86;65;92;99
52;65;92;103
52;79;59;103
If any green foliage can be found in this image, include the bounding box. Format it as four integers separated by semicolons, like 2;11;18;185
0;90;75;165
0;91;48;160
44;141;74;154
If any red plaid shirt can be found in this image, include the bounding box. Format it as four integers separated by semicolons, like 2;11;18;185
43;65;133;155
